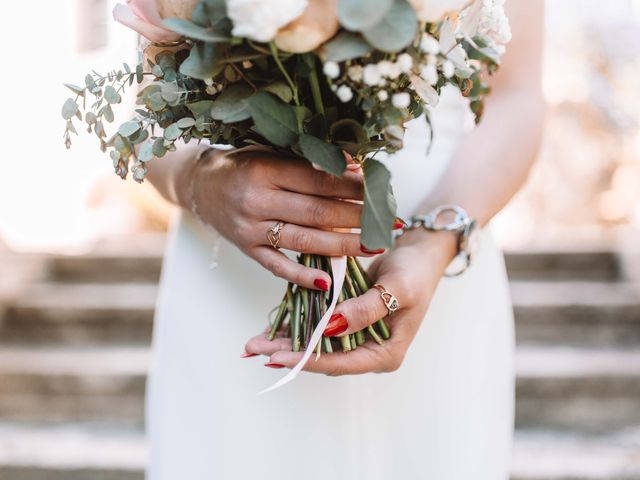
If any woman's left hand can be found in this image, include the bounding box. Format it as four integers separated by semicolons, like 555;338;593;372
245;230;457;375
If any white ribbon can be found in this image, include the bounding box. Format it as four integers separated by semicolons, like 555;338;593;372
258;256;347;395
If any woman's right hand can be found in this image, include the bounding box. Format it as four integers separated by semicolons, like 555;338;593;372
181;147;384;292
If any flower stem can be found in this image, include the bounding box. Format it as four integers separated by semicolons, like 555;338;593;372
306;54;326;118
291;289;302;352
269;42;300;106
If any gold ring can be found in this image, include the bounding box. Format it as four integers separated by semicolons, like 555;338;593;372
267;222;285;249
372;284;400;315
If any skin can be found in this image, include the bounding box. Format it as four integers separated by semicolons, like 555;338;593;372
147;0;546;375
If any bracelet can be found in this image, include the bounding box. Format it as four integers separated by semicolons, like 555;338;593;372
395;205;480;277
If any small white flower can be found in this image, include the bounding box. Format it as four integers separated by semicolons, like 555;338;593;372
388;62;402;79
363;64;382;86
347;65;363;82
336;85;354;103
442;60;455;78
420;64;439;85
377;90;389;101
392;92;411;109
323;61;340;79
420;34;440;55
397;53;414;73
376;60;393;78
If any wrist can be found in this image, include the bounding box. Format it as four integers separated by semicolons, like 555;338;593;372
176;147;216;213
397;228;458;271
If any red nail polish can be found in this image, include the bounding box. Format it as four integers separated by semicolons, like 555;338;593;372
360;244;385;255
265;362;285;369
394;219;405;230
314;278;330;291
241;352;258;358
324;313;348;337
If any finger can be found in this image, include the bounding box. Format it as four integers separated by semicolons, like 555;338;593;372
270;159;363;200
245;333;291;356
257;222;378;258
327;278;404;337
268;346;385;376
259;191;362;229
251;247;331;291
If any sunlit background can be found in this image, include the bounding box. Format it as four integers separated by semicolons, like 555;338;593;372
0;1;639;479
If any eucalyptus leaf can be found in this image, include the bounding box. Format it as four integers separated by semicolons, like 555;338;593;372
176;117;196;128
102;104;114;123
138;141;154;162
164;123;182;141
338;0;393;31
361;159;396;249
299;134;346;177
179;42;223;80
187;100;214;117
61;98;78;120
104;85;121;104
64;83;85;96
263;81;293;103
248;91;299;147
163;18;230;43
362;0;418;53
319;32;374;62
211;83;253;122
152;137;168;157
118;120;141;137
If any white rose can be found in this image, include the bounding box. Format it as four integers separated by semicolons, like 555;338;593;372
408;0;471;23
227;0;308;42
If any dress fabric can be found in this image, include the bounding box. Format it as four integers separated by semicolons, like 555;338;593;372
146;87;515;480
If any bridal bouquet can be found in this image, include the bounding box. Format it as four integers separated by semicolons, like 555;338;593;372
62;0;510;356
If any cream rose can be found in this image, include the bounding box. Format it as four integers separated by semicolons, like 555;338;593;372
408;0;471;22
113;0;199;43
274;0;339;53
227;0;309;43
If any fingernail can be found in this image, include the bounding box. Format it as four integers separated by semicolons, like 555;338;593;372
360;244;385;255
346;163;361;171
394;218;406;230
314;278;330;291
265;362;285;369
241;352;258;358
324;313;348;337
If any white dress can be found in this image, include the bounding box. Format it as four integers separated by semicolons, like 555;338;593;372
146;87;515;480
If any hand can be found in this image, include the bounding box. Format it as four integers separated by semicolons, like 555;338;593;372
184;147;381;291
244;230;458;374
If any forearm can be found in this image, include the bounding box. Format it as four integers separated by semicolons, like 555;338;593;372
144;142;211;210
419;87;545;227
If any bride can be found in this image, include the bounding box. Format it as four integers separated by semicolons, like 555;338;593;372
144;1;544;478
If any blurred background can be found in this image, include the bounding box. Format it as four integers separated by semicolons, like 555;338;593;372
0;1;639;479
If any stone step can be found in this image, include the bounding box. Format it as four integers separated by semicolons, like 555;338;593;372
43;247;621;284
1;424;639;480
512;281;640;348
516;346;640;433
505;250;622;281
0;423;145;480
0;347;147;425
1;283;156;345
511;428;640;480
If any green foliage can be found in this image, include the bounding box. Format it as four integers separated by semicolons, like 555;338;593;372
338;0;393;31
248;91;299;147
298;134;347;177
361;159;397;249
320;32;373;62
179;43;222;80
362;0;418;53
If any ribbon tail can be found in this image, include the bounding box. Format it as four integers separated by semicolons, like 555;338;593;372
258;256;347;395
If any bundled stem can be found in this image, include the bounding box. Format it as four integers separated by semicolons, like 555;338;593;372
267;254;391;354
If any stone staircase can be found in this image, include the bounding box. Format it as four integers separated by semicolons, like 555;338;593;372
0;240;639;479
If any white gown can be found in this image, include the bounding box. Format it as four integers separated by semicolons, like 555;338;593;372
146;87;515;480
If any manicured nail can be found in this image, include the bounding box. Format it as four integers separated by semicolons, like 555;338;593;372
241;352;258;358
324;313;348;337
265;362;285;369
394;218;406;230
360;244;385;255
346;163;361;171
314;278;330;291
